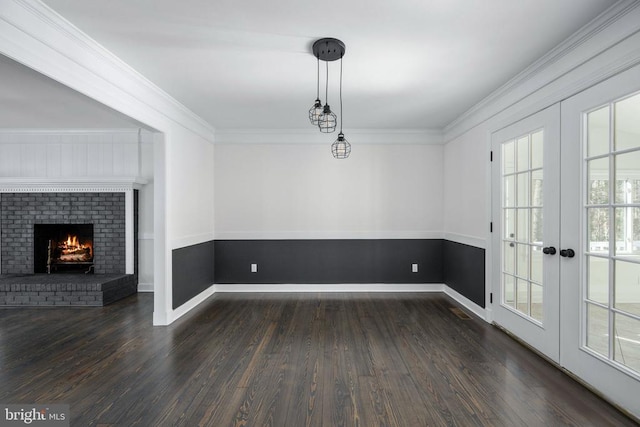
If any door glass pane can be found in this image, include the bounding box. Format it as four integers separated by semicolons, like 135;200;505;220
517;136;529;172
531;246;543;284
614;93;640;152
531;130;543;169
586;303;609;357
517;279;529;314
504;208;516;240
504;175;515;207
531;283;543;322
531;208;543;243
531;169;543;207
517;244;529;279
517;209;529;242
614;151;640;204
504;274;515;308
614;260;640;317
587;256;608;304
504;242;515;274
613;313;640;373
587;208;609;254
587;157;609;205
588;105;610;157
503;140;515;174
517;172;529;207
614;207;640;259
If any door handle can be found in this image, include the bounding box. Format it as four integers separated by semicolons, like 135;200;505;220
542;246;556;255
560;248;575;258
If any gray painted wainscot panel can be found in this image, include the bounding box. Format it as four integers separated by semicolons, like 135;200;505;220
214;239;443;284
172;241;215;309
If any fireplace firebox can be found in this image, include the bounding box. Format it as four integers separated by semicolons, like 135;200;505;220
34;224;94;274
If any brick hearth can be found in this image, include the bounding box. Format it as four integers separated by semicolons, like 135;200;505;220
0;274;136;306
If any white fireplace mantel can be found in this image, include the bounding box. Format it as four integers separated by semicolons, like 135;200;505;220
0;177;148;193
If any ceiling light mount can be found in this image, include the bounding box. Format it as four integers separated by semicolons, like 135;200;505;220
312;38;346;62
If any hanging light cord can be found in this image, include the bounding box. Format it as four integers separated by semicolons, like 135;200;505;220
316;57;320;100
325;59;329;106
339;56;343;133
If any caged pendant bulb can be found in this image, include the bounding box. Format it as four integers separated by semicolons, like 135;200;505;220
318;104;337;133
308;99;323;125
331;132;351;159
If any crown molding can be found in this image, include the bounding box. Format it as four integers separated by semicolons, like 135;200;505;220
0;0;215;141
443;0;640;142
214;128;444;145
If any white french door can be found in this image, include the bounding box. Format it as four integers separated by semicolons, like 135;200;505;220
492;65;640;418
561;64;640;416
491;104;561;363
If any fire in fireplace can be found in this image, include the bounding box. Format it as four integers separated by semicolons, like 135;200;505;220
34;224;94;274
56;234;93;262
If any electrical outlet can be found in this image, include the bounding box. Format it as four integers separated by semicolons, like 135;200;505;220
411;263;418;273
251;263;258;273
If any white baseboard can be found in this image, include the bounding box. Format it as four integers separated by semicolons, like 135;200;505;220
170;284;216;323
137;282;154;292
164;283;486;326
214;283;445;293
443;285;487;321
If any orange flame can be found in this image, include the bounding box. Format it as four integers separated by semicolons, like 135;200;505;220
59;234;92;258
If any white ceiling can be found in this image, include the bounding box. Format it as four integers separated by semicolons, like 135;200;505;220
16;0;621;131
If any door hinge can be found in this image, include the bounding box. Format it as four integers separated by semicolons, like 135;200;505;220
490;151;493;162
490;293;493;304
490;222;493;233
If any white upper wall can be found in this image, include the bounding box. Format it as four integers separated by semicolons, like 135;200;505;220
168;127;215;248
443;125;487;247
214;142;443;239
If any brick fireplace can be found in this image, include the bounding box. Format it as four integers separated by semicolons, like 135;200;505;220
0;192;131;274
0;189;139;306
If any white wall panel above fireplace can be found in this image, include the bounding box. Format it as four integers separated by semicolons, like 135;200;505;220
0;129;145;179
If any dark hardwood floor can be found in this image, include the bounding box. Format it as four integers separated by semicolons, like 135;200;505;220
0;293;637;426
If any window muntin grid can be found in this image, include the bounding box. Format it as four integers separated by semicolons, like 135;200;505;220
502;129;544;323
584;92;640;376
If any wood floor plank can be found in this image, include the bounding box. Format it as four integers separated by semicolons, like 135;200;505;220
0;292;637;426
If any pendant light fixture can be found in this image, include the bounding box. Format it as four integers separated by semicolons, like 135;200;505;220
331;56;351;159
310;38;350;157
